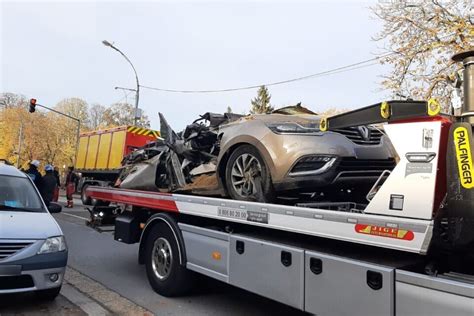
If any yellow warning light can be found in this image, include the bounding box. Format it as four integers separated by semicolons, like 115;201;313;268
319;118;328;131
211;251;222;260
380;101;390;119
427;98;441;116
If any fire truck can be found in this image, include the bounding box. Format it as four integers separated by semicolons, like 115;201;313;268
85;51;474;315
75;125;159;205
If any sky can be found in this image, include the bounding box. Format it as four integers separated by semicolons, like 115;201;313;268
1;0;391;130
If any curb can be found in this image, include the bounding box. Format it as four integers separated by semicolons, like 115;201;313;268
63;266;153;316
61;283;110;316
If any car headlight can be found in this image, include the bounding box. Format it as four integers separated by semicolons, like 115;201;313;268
266;122;322;135
38;236;67;254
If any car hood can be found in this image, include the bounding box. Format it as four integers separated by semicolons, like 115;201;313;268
0;211;62;240
232;113;321;127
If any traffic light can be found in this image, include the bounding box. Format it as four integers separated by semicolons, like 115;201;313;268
29;98;37;113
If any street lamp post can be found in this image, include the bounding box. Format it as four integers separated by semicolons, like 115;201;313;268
102;40;140;126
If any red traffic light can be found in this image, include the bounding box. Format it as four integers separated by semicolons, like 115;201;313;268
29;98;37;113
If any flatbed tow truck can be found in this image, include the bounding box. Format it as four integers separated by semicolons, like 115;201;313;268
85;51;474;315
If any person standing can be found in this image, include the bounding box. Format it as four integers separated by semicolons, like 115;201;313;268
25;160;43;193
53;166;61;202
42;164;57;207
65;166;78;208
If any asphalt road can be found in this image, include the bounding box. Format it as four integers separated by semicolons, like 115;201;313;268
55;198;307;316
0;291;85;316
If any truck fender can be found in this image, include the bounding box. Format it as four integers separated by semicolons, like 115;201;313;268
138;213;187;266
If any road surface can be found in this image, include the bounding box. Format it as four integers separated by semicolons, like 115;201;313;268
55;197;307;315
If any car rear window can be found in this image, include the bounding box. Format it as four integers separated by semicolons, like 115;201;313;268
0;175;45;212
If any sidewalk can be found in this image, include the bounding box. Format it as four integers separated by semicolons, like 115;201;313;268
63;267;152;316
0;267;151;316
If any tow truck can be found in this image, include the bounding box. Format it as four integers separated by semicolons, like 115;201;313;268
85;51;474;315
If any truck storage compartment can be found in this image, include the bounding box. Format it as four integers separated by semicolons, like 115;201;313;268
396;270;474;316
305;250;394;316
179;224;230;282
229;235;304;310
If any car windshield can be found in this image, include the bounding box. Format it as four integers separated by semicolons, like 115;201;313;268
0;175;45;212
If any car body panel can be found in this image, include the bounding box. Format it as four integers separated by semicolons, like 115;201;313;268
0;164;67;294
0;212;62;240
218;115;395;185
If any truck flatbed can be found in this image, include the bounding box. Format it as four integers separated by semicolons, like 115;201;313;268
88;186;434;254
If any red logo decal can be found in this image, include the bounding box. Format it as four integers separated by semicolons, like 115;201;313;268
355;224;414;241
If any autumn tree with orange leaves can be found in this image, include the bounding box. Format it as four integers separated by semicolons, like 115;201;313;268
0;93;150;170
372;0;473;110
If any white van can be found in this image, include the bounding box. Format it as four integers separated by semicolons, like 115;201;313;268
0;163;67;300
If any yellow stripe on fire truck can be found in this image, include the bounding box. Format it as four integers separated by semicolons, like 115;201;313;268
127;126;160;138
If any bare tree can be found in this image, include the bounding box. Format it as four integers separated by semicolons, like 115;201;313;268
103;102;150;128
55;97;90;126
372;0;473;110
0;92;27;109
89;103;107;129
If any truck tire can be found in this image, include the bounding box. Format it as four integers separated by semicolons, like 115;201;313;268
81;184;92;205
144;222;193;296
225;144;275;202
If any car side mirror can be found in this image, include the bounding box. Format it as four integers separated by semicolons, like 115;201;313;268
48;202;62;213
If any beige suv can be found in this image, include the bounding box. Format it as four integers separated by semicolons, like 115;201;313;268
216;106;396;202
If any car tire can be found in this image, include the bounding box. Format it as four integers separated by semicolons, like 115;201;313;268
35;286;61;301
81;184;92;205
144;222;193;297
225;144;275;202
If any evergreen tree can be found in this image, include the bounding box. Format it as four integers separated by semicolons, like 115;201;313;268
250;86;274;114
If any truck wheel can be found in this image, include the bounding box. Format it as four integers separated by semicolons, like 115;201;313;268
225;145;275;202
81;184;92;205
144;222;193;297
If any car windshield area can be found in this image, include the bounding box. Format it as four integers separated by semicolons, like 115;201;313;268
0;175;45;212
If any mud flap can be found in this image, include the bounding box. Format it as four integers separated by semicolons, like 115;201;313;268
446;122;474;247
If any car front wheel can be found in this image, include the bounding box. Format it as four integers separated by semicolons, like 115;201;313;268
225;145;275;202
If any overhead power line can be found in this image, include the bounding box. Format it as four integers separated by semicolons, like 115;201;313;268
139;54;391;94
138;33;459;94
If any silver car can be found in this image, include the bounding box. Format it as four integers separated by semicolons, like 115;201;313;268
0;163;67;300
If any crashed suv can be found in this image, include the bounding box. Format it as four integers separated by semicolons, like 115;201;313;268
117;104;396;202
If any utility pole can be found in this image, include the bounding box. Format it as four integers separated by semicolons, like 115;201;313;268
16;122;23;168
102;40;141;126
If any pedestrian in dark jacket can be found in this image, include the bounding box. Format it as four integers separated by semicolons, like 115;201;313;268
53;167;61;202
42;164;57;206
25;160;43;193
65;166;78;208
